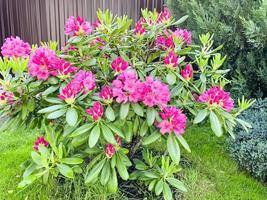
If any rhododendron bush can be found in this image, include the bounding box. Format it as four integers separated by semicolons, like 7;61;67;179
0;9;253;200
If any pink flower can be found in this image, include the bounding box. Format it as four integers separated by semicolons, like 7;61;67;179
51;58;76;78
28;47;57;80
157;8;172;23
86;102;104;121
112;70;143;103
198;86;234;112
99;85;113;101
64;16;92;36
164;51;178;68
58;83;80;104
105;144;115;158
92;18;101;29
111;57;129;73
174;29;192;45
142;77;170;108
72;70;96;93
0;88;15;106
158;106;187;135
155;34;174;49
34;136;49;151
134;17;146;36
1;36;31;58
181;64;193;80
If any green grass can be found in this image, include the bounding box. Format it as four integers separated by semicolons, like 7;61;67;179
0;126;266;200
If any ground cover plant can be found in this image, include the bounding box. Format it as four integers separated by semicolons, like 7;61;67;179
0;8;253;200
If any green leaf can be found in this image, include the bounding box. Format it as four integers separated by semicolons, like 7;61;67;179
71;132;89;148
101;124;117;145
173;15;188;25
166;72;176;85
66;108;78;126
47;109;66;119
155;179;164;196
31;152;42;166
38;105;65;114
61;158;83;165
100;161;111;185
167;177;187;192
116;156;129;180
120;103;130;119
132;103;144;117
105;106;115;121
70;123;94;137
210;111;223;137
147;107;156;126
176;135;191;153
143;131;161;145
42;86;59;96
89;125;101;148
85;159;105;184
57;164;74;179
140;121;148;136
107;167;118;193
106;123;124;138
163;182;173;200
194;109;208;124
167;134;180;164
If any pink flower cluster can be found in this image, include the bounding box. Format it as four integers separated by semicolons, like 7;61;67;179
29;47;75;80
0;88;14;106
157;8;172;23
198;86;234;112
58;83;79;104
92;18;101;29
28;47;57;80
34;136;49;151
164;51;178;68
112;70;170;108
142;77;170;108
174;29;192;46
158;106;187;135
86;102;104;121
111;57;129;73
99;85;113;102
156;28;192;49
51;58;77;78
64;16;92;36
134;17;146;36
1;36;31;58
58;70;96;103
112;70;143;103
181;64;193;80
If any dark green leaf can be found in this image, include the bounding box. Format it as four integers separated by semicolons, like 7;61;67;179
176;135;191;153
147;107;156;126
57;164;74;179
167;177;187;192
155;179;164;196
47;109;66;119
61;158;83;165
105;106;115;121
101;124;117;144
193;109;208;124
85;159;105;183
120;103;130;119
38;105;65;114
132;103;144;117
66;107;78;126
210;111;223;137
143;131;161;145
167;134;180;164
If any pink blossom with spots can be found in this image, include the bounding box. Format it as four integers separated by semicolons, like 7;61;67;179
1;36;31;58
134;17;146;36
34;136;49;151
164;51;178;68
28;47;57;80
111;57;129;73
105;144;115;158
86;102;104;121
198;86;234;112
0;88;15;106
142;76;170;108
71;70;96;93
158;106;187;135
64;16;92;36
58;83;80;104
99;85;113;101
51;58;77;78
174;29;192;45
181;64;193;80
157;8;172;23
112;70;143;103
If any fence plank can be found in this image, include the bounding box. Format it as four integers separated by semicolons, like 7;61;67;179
0;0;165;47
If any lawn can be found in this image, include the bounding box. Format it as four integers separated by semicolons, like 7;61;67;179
0;126;266;200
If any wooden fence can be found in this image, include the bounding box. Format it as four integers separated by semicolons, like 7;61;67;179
0;0;165;47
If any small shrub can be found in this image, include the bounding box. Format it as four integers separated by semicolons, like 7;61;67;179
0;8;252;199
229;99;267;182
